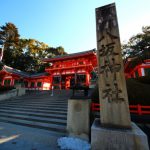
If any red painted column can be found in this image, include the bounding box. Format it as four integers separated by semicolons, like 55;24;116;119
2;79;4;86
60;73;62;90
86;72;90;86
75;70;77;85
28;81;31;88
35;81;37;89
10;78;13;86
51;75;53;90
41;82;44;90
49;76;52;90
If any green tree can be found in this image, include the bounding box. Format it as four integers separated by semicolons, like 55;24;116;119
0;22;67;73
17;38;48;72
0;22;20;65
16;39;67;72
122;26;150;60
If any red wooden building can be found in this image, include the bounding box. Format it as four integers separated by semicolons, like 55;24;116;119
43;49;97;89
0;65;51;90
124;57;150;78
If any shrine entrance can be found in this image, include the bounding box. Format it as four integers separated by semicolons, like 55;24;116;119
52;73;87;89
52;75;74;89
61;74;74;89
76;74;86;86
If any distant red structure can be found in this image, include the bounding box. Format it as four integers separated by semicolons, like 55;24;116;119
124;57;150;78
0;65;51;90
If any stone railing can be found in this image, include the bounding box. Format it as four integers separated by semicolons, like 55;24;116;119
0;88;26;101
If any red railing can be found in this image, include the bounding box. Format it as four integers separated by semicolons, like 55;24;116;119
91;103;150;115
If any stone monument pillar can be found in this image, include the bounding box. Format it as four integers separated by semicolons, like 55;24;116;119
96;2;131;129
91;3;149;150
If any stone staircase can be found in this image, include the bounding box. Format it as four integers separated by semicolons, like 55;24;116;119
0;90;71;135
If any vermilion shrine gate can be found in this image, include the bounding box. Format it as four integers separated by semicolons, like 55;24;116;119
43;49;97;89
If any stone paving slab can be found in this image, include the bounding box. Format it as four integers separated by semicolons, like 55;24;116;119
0;122;62;150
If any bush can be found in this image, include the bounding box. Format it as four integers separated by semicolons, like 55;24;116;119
126;78;150;105
0;86;15;93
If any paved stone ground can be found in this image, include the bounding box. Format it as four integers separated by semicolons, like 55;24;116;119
0;122;61;150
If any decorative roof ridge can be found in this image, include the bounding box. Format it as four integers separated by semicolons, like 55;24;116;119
43;49;96;62
3;65;49;78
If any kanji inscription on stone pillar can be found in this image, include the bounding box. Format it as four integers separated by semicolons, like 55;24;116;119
96;3;131;128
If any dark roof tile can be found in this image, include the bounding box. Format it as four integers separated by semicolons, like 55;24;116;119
3;66;49;78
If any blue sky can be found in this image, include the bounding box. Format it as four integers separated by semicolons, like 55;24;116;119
0;0;150;53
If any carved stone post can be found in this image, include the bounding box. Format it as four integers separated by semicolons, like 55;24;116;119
91;3;149;150
96;3;131;128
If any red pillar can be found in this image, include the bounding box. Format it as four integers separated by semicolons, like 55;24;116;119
2;79;4;86
49;76;52;90
28;81;31;88
35;81;37;89
86;72;90;86
60;74;62;90
75;70;77;85
10;78;14;86
41;82;44;90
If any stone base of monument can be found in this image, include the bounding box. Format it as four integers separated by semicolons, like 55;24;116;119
67;97;91;141
91;118;149;150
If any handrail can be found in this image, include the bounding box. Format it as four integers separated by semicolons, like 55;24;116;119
91;103;150;115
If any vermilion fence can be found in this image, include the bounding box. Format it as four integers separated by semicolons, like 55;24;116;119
91;103;150;115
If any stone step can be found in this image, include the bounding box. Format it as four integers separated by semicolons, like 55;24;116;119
0;102;68;107
0;109;67;120
0;104;67;111
0;90;71;134
4;97;68;101
1;101;68;106
0;116;66;133
10;95;68;99
0;106;67;115
23;93;70;98
10;99;68;102
4;99;68;104
0;112;66;125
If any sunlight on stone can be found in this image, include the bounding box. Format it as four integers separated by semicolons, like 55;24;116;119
0;134;20;144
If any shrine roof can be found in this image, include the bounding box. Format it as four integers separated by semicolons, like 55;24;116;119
42;49;96;62
29;72;49;78
3;66;29;77
3;65;49;78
